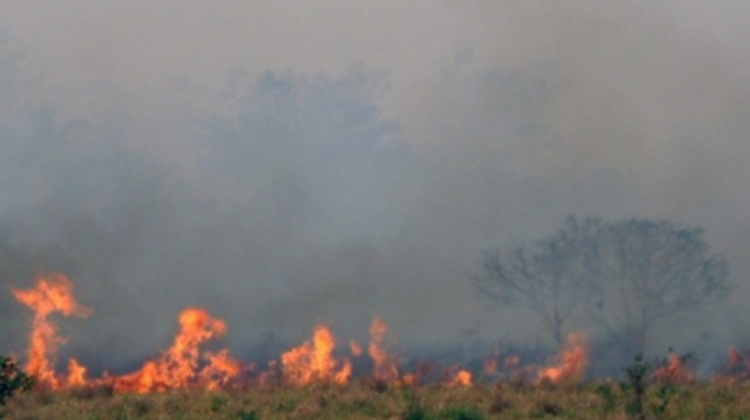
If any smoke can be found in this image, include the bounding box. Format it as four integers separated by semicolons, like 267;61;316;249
0;1;749;372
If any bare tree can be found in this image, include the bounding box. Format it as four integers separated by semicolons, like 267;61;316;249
475;216;731;351
474;216;600;345
589;219;730;352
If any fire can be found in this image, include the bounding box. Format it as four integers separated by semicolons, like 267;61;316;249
349;340;363;357
652;351;693;384
537;333;587;383
8;274;491;391
200;349;244;390
368;317;399;383
66;358;87;387
447;369;472;387
483;352;498;376
114;308;241;393
11;273;92;388
280;325;352;385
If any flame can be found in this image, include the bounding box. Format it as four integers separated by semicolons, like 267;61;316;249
447;369;472;387
652;351;693;384
537;333;587;383
66;358;87;387
200;349;244;390
368;317;399;383
482;346;503;376
114;308;240;393
402;373;419;386
280;325;351;385
6;274;573;392
349;340;363;357
11;273;92;388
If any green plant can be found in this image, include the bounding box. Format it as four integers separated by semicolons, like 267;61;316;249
211;395;228;412
0;355;34;406
236;408;258;420
595;383;618;414
438;404;484;420
402;391;430;420
651;384;675;416
621;353;650;420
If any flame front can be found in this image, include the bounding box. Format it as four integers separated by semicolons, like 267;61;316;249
537;333;587;383
11;273;92;388
281;325;352;385
7;275;503;392
115;308;241;393
369;317;399;383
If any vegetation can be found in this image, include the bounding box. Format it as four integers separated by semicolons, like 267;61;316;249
0;355;33;407
475;216;731;351
0;378;750;420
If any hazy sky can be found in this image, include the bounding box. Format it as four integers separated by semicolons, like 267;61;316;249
0;1;749;369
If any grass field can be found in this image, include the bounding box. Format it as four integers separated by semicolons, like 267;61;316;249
3;379;750;420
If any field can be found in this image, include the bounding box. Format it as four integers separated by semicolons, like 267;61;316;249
3;379;750;420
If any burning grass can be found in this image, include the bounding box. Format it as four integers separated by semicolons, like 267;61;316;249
5;273;750;419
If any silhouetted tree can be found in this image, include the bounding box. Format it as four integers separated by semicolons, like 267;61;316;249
475;216;731;351
590;219;730;352
474;216;600;345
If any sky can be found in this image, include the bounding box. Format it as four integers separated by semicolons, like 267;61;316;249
0;1;749;370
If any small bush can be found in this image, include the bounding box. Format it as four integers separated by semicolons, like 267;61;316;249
0;355;34;406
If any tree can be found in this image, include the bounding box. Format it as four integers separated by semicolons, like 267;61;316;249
474;216;600;345
474;216;731;351
590;219;730;352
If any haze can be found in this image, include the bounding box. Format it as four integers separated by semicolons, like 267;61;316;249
0;2;748;371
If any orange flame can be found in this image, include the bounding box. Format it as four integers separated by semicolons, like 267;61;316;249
652;351;693;384
66;358;87;387
447;369;472;387
200;349;244;390
11;273;92;388
483;346;500;376
537;333;587;383
280;325;351;385
369;317;399;383
349;340;363;357
115;308;240;393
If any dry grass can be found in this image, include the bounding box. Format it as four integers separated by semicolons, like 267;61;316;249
2;380;750;420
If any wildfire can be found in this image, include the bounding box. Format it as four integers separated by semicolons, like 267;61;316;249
447;369;472;387
537;333;587;383
4;273;604;392
114;308;242;393
280;325;352;385
11;273;92;388
652;351;693;384
368;317;399;383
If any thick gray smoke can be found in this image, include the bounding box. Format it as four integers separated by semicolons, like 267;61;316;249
0;2;749;373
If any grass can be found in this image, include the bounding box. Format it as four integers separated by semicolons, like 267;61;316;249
2;380;750;419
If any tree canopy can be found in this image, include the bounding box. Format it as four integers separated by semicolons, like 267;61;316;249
474;216;731;351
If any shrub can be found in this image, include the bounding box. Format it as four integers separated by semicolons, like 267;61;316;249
0;355;34;406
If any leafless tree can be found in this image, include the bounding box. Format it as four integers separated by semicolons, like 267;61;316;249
475;216;731;351
589;219;730;352
474;216;600;345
